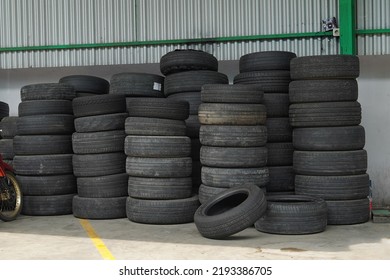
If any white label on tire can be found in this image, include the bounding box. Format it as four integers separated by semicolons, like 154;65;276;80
153;82;162;91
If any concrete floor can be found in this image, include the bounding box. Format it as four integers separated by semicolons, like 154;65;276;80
0;214;389;260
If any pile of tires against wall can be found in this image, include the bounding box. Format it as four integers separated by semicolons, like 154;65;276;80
161;50;229;193
234;51;296;194
13;84;76;215
125;98;200;224
71;91;129;219
197;84;269;203
289;55;370;225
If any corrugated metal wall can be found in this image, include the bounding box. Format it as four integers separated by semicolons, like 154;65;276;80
356;0;390;55
1;0;386;69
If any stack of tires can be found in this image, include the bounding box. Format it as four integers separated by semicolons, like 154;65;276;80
125;98;199;224
289;55;370;225
72;94;128;219
0;117;18;166
13;83;76;215
161;50;229;193
234;51;296;194
59;75;110;97
198;84;268;203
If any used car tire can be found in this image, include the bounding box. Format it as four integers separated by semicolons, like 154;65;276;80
126;157;192;178
73;196;127;219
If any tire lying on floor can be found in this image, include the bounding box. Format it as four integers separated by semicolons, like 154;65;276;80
254;195;328;235
73;196;127;219
194;185;267;239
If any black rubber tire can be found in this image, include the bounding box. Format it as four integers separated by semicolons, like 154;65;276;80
125;117;186;136
73;153;126;177
160;49;218;76
293;126;365;151
194;185;267;239
200;146;267;168
263;93;289;117
76;92;98;97
192;160;202;192
72;94;126;117
127;98;189;120
17;174;76;196
266;166;295;193
14;135;72;155
185;115;201;138
255;195;327;235
239;51;297;72
199;125;267;147
128;176;192;199
191;138;201;161
0;117;18;138
73;196;127;219
164;70;228;96
74;113;127;133
167;92;201;115
59;75;110;94
109;72;164;97
18;100;73;116
289;80;358;103
126;195;200;224
126;157;192;178
198;184;227;204
266;142;294;166
17;115;74;135
290;101;362;127
77;173;128;198
326;198;369;225
22;194;75;216
13;154;73;175
266;118;292;142
72;130;125;154
293;150;367;176
290;55;360;80
295;174;369;200
124;136;191;157
233;70;291;93
201;166;269;188
0;101;10;120
0;139;14;159
200;84;264;103
198;103;266;125
20;83;76;101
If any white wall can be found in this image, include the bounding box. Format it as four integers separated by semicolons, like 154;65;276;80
1;57;389;206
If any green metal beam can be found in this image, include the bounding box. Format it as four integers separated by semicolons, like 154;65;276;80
339;0;356;55
356;28;390;35
0;31;332;53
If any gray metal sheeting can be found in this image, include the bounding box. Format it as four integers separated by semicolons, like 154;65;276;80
0;0;387;69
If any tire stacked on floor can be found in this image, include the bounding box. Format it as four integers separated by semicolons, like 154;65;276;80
72;94;128;219
198;84;268;204
13;83;76;215
59;75;110;97
290;55;370;225
0;117;18;166
161;50;229;193
125;98;200;224
234;51;296;194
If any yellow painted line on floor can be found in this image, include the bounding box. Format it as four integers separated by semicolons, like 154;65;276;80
79;219;116;260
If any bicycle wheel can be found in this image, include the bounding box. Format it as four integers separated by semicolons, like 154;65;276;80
0;171;23;221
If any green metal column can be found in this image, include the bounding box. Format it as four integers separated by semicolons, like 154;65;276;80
339;0;356;55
